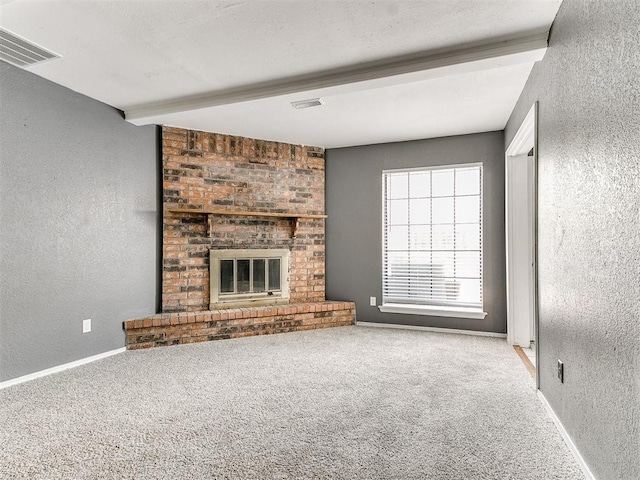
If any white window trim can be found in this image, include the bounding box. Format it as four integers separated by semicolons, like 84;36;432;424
378;303;487;319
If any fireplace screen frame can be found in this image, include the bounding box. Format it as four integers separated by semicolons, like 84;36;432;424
209;248;290;309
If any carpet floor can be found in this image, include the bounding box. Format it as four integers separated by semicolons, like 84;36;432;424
0;326;584;479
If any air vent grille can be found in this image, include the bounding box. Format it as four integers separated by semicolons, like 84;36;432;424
0;28;60;67
291;98;323;109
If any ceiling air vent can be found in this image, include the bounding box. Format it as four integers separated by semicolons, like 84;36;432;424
0;28;60;68
291;98;323;109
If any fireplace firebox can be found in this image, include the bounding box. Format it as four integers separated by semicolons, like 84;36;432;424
209;249;290;309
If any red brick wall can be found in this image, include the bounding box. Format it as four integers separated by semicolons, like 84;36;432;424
162;127;325;312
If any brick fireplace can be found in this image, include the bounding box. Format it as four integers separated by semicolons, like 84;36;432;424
124;127;355;349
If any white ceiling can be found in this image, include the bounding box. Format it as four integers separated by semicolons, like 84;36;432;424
0;0;563;148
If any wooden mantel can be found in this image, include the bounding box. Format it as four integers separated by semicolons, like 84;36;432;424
167;208;327;238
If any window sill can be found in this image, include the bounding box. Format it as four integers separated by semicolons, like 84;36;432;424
378;303;487;319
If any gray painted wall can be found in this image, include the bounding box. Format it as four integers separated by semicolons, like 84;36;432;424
326;132;506;333
504;1;640;478
0;61;158;382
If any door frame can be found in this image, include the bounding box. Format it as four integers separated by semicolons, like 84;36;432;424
505;102;539;388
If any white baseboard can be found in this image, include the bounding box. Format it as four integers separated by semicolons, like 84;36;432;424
0;347;126;390
537;390;595;480
356;321;506;338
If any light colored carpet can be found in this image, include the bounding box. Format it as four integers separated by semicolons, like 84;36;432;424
0;326;584;479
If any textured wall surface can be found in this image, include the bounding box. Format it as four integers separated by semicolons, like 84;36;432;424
0;61;158;382
504;1;640;478
326;132;506;333
162;127;325;312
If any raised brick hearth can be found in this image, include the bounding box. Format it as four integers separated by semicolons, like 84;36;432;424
124;301;355;349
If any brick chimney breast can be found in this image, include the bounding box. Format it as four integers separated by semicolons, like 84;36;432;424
161;127;326;313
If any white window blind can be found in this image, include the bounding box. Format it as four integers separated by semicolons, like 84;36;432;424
382;164;483;309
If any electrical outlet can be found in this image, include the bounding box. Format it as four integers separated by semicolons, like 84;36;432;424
82;318;91;333
557;360;564;383
370;296;377;307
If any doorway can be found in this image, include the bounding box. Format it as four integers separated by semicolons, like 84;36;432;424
505;103;538;386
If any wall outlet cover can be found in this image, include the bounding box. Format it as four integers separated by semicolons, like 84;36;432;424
82;318;91;333
370;296;377;306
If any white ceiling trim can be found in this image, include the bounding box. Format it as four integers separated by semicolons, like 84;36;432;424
126;29;548;127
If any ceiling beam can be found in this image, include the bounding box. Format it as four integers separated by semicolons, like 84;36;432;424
125;29;548;126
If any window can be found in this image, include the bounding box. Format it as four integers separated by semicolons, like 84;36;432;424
381;164;485;318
